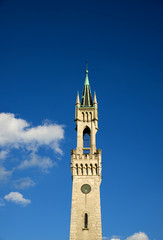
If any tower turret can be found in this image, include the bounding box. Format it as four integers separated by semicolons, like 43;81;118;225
93;91;97;105
93;91;98;123
76;91;80;106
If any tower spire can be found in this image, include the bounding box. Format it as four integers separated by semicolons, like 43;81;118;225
81;66;93;107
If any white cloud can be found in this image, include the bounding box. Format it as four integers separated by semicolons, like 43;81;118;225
0;113;64;154
0;113;64;181
18;152;54;172
4;192;31;206
103;233;149;240
13;177;36;189
126;232;149;240
0;197;5;207
0;166;12;182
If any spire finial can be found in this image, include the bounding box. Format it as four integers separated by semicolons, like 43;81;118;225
84;62;89;86
86;60;88;74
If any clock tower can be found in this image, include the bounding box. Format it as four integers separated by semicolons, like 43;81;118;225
70;69;102;240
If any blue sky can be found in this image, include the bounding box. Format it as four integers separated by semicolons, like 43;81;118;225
0;0;162;240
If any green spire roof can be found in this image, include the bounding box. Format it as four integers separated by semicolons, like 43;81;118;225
84;69;90;85
81;69;93;107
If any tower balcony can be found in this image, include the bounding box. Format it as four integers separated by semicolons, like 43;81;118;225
71;149;101;160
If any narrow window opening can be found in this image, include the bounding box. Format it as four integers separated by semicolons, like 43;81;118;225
81;164;83;175
76;164;78;175
86;112;88;122
85;164;88;175
90;164;93;175
84;213;88;229
95;164;98;175
83;127;90;154
82;112;85;122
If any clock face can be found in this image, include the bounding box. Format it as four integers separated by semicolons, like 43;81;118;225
81;184;91;194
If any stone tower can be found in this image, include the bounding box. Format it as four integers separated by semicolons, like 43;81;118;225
70;69;102;240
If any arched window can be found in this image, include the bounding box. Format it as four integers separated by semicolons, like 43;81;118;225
85;164;88;175
81;164;83;175
82;112;85;122
86;112;88;122
84;213;88;229
83;127;90;154
95;164;98;175
76;164;78;175
90;164;93;175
